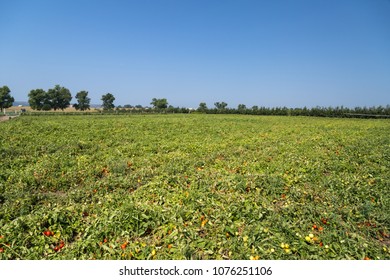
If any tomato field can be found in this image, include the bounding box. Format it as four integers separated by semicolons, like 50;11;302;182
0;114;389;259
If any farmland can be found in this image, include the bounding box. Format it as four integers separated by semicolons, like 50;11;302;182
0;114;389;260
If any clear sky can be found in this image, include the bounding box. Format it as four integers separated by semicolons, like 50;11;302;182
1;0;389;108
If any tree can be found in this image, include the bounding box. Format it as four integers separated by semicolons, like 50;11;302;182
74;90;90;111
101;93;115;110
0;86;15;112
237;104;247;111
28;89;49;110
214;101;228;110
48;85;72;110
150;98;168;109
197;102;208;112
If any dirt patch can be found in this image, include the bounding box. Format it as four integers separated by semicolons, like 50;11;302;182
0;115;19;122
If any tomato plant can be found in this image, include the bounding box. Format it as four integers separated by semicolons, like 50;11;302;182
0;114;389;260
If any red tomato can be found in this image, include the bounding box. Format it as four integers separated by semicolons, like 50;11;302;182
121;242;128;250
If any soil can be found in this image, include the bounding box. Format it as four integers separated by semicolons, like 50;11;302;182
0;115;19;122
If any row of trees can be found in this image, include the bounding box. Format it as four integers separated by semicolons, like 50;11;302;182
28;85;72;111
27;85;117;111
27;86;170;111
2;84;170;112
114;100;390;118
1;84;389;117
196;102;390;118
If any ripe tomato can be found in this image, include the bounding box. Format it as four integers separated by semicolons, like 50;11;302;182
121;242;128;250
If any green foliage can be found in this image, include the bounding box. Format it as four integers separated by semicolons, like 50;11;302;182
151;98;168;109
197;102;208;112
0;86;15;111
28;89;49;110
41;103;52;111
101;93;115;110
0;114;389;260
214;102;228;110
237;104;247;112
205;105;390;118
47;85;72;111
28;85;72;111
74;91;90;111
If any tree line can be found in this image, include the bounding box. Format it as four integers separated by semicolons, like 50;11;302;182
0;84;115;112
115;100;390;118
1;84;389;118
27;85;115;111
196;102;390;118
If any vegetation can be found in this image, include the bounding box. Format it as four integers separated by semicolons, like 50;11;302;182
74;91;91;111
28;85;71;111
197;102;208;112
101;93;115;110
1;83;384;118
0;86;15;112
196;103;390;118
28;89;50;111
214;102;228;111
0;114;389;260
47;85;72;111
151;98;168;109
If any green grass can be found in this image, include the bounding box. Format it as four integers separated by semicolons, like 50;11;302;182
0;114;389;260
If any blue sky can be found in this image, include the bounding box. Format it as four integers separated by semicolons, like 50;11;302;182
1;0;389;108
